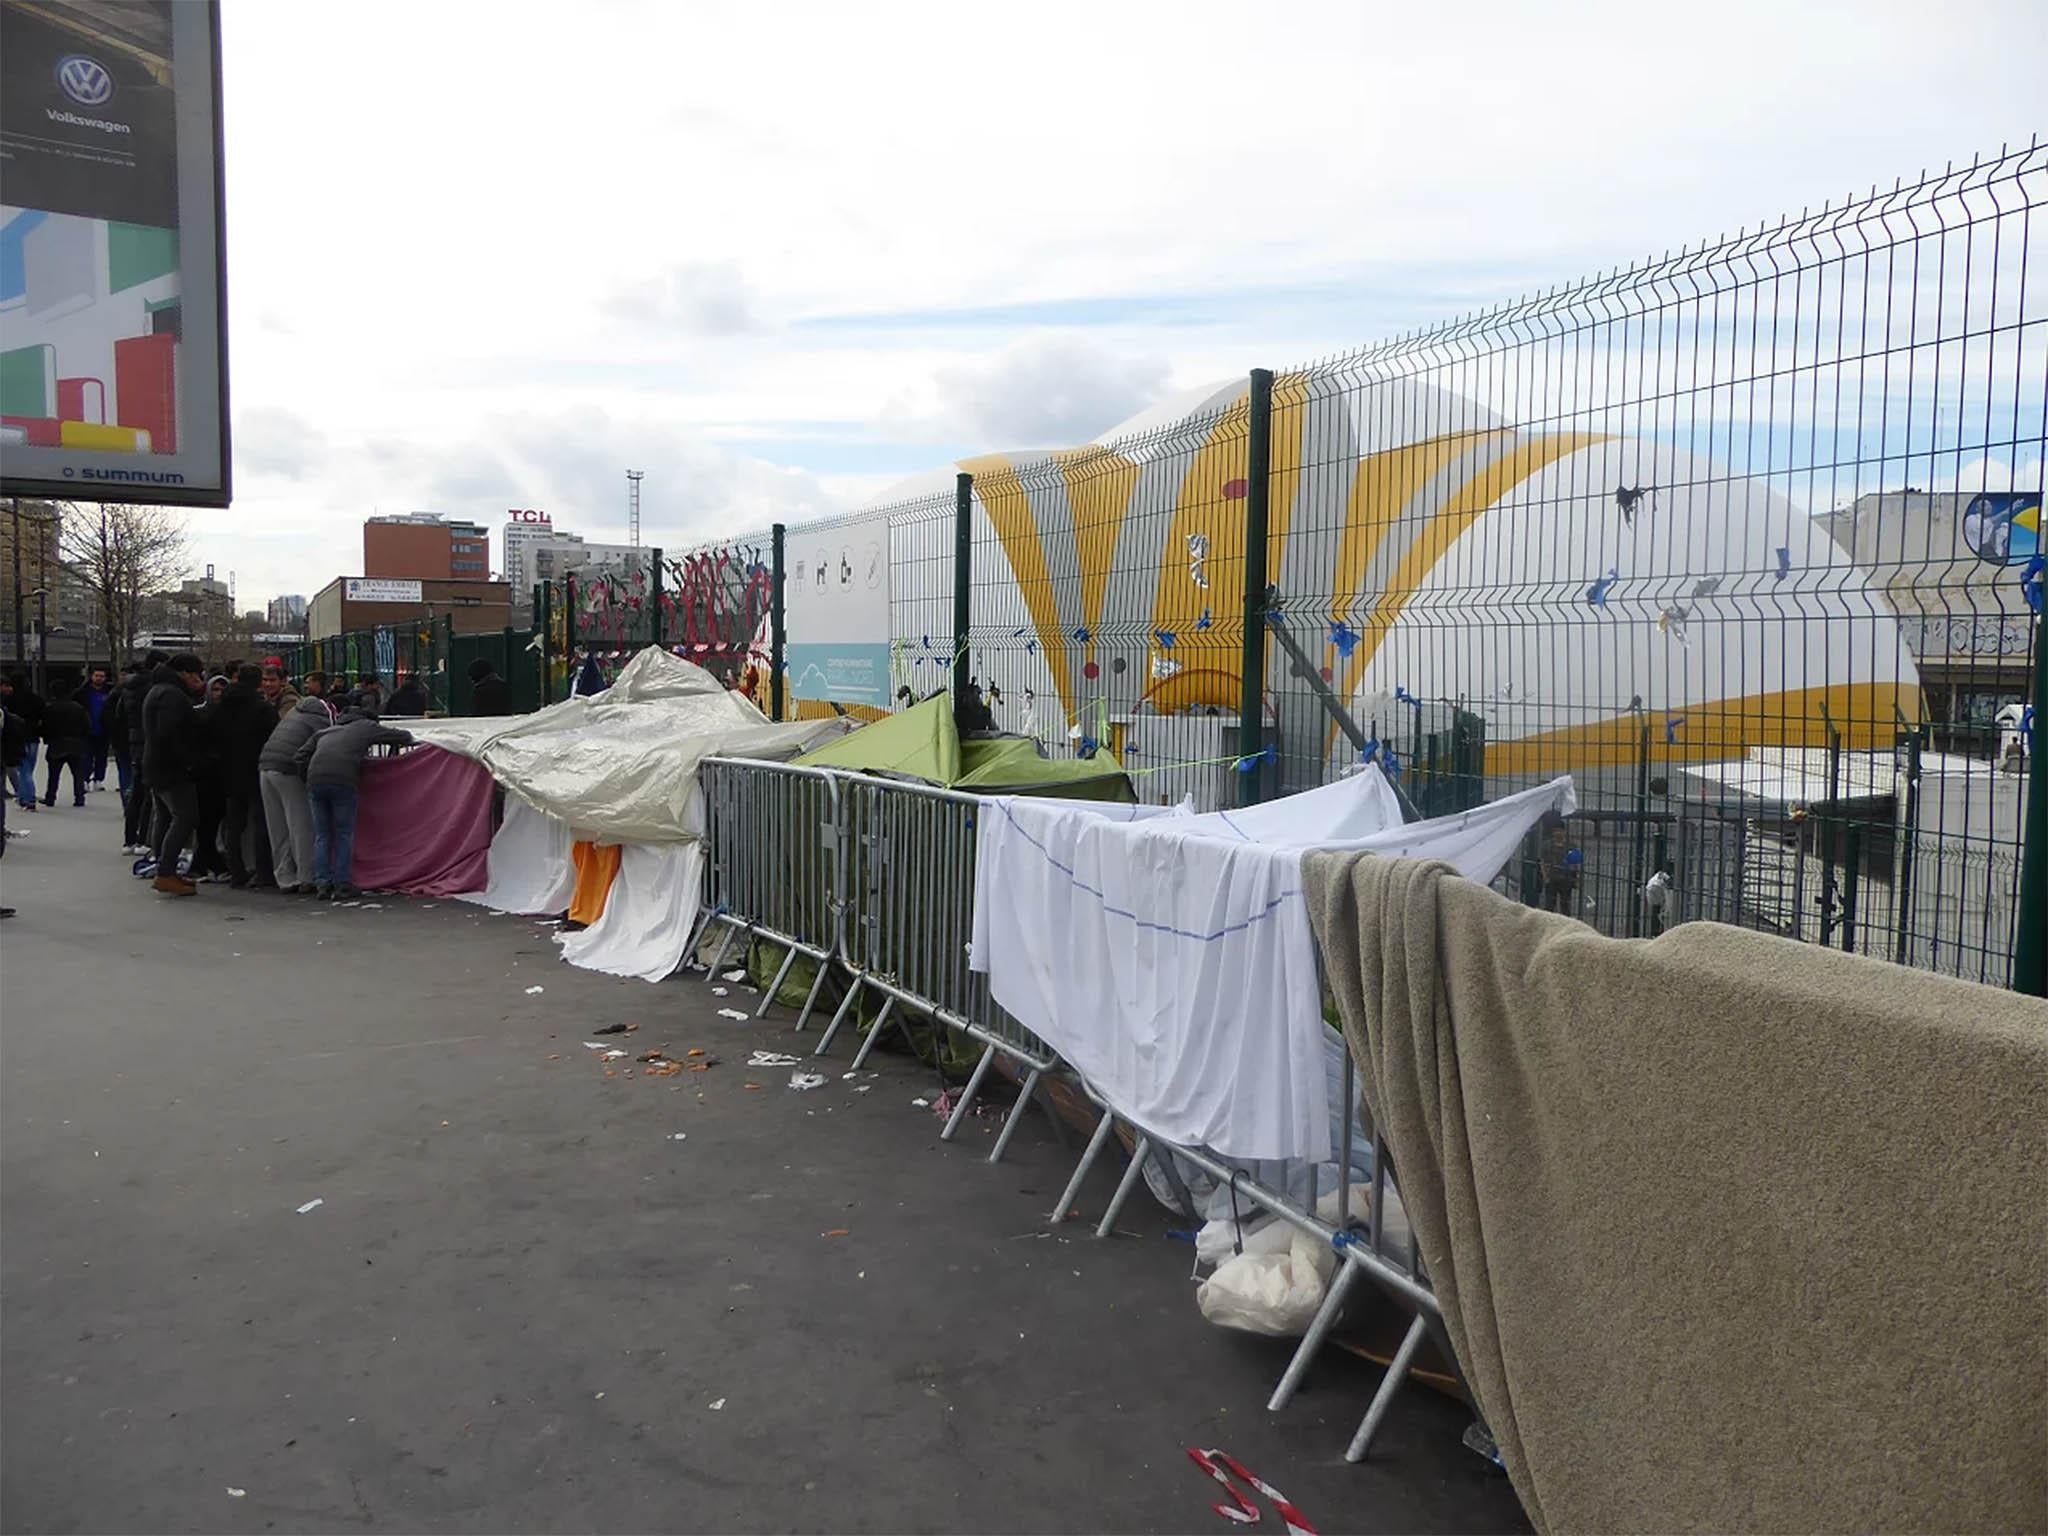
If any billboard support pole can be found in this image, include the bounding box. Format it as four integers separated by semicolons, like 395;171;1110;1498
1239;368;1274;807
953;474;973;706
771;523;787;722
2014;612;2047;996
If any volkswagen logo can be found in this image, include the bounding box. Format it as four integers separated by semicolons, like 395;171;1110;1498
57;55;114;107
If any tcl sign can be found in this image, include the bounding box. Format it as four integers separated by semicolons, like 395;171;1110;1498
507;509;552;525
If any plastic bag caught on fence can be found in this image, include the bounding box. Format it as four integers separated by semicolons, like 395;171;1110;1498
1195;1228;1336;1338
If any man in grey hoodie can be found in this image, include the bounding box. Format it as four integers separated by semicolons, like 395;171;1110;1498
257;695;337;894
294;707;412;899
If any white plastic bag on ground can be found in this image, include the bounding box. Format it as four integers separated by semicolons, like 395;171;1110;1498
1196;1229;1337;1337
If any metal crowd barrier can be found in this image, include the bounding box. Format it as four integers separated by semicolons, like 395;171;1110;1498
694;759;842;1029
690;757;1472;1466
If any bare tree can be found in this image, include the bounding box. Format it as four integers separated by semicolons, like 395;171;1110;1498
56;502;190;657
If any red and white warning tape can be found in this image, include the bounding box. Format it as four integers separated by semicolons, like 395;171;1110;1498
1186;1447;1318;1535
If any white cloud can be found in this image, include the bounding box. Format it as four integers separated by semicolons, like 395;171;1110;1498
199;0;2048;603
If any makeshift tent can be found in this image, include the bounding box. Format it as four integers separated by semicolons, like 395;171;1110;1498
394;649;845;982
352;746;497;897
401;647;846;843
798;693;1134;800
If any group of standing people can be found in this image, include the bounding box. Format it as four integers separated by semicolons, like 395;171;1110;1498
0;656;419;908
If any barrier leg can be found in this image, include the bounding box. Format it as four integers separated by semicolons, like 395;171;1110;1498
847;997;895;1072
1049;1110;1116;1226
793;959;832;1032
942;1044;996;1142
1267;1254;1362;1411
756;944;801;1020
813;976;862;1057
681;907;716;971
1345;1313;1429;1463
987;1065;1042;1165
703;922;741;985
1094;1134;1152;1238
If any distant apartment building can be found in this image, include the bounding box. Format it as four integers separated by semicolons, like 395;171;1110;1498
266;593;308;630
364;513;492;581
503;509;644;611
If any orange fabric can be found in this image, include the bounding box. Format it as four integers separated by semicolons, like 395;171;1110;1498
567;842;623;927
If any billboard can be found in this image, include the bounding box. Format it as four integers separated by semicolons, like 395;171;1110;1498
0;1;229;506
345;578;423;603
784;513;891;706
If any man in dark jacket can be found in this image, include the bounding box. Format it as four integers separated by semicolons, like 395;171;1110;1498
295;708;412;899
79;666;116;791
386;674;428;717
185;675;233;882
39;688;91;807
215;665;278;888
141;653;207;896
6;672;44;810
258;695;338;894
468;657;512;715
115;653;166;853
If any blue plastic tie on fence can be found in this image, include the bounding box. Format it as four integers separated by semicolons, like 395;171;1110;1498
1329;620;1360;659
1078;736;1099;759
1394;684;1421;709
1235;744;1277;774
1154;628;1177;651
1382;749;1401;780
1665;713;1685;745
1360;736;1381;766
1586;567;1620;607
1072;626;1091;645
2021;554;2044;614
1195;607;1213;631
1331;1229;1360;1252
2022;704;2036;747
1774;546;1793;582
1564;848;1584;868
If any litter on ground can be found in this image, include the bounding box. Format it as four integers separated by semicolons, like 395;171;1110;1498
295;1199;323;1215
722;970;746;982
525;986;545;995
717;1008;749;1021
601;1049;628;1061
788;1071;827;1091
708;1398;726;1411
594;1023;629;1036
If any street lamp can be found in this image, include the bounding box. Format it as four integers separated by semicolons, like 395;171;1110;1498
30;585;47;695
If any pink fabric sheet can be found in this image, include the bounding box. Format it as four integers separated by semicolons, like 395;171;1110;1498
352;745;497;896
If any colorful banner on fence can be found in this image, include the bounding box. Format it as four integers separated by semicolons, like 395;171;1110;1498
784;512;891;706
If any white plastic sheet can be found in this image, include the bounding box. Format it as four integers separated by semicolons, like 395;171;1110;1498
456;794;577;915
403;649;844;844
555;842;703;983
970;773;1576;1161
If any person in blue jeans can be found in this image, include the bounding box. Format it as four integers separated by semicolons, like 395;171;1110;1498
79;666;116;790
295;708;412;899
2;673;43;810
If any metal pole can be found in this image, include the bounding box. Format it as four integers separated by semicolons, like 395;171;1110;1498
650;548;665;649
34;587;48;695
1240;368;1274;807
9;500;22;672
952;474;972;705
563;572;578;689
536;580;552;706
770;522;787;721
2013;615;2048;996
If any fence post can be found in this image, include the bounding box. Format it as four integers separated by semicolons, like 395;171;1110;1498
1239;367;1274;807
953;473;973;704
2013;617;2047;995
536;581;552;706
564;573;578;666
650;549;665;648
771;522;787;721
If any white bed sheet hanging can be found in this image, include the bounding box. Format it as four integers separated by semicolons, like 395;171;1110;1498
457;794;578;916
970;773;1576;1162
555;842;704;984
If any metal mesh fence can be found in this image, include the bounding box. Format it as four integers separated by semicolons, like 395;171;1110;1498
518;144;2046;987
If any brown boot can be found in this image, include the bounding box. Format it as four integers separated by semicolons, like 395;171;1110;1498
152;874;197;897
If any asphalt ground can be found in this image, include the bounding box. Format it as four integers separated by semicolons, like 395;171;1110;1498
0;792;1527;1534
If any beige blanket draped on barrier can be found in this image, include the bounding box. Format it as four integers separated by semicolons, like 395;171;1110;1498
1304;852;2048;1535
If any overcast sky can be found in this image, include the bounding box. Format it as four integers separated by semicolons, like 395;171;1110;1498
203;0;2046;608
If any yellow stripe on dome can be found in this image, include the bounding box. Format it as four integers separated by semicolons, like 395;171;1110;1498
1053;442;1140;654
1480;682;1922;773
960;453;1075;714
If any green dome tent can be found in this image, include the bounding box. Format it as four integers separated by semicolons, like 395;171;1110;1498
797;693;1135;801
